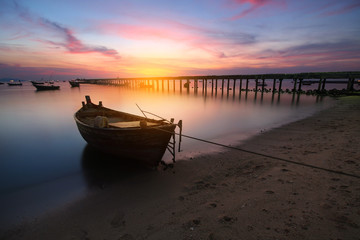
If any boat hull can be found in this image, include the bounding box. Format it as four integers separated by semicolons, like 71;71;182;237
34;85;60;90
75;121;175;167
7;83;22;86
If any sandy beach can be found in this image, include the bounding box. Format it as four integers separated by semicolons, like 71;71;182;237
1;96;360;240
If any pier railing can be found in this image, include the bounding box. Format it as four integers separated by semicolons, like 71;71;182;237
80;71;360;93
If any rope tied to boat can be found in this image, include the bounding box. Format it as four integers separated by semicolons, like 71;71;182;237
152;127;360;179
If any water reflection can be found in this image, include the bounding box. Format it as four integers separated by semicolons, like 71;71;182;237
81;145;149;189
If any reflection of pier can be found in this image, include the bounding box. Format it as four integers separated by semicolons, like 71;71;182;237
83;72;360;94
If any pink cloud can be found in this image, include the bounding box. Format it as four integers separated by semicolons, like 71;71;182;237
227;0;286;20
102;19;256;59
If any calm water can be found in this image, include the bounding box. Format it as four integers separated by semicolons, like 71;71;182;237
0;80;336;228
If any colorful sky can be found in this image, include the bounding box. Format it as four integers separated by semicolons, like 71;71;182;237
0;0;359;80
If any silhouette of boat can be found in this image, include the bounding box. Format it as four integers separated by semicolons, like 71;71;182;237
7;80;22;86
34;84;60;91
31;81;44;86
69;80;80;87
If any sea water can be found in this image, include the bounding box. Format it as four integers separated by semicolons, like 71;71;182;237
0;80;339;228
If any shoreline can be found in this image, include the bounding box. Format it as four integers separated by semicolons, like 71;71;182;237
1;96;359;240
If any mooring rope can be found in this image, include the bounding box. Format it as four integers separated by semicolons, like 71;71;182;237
155;127;360;179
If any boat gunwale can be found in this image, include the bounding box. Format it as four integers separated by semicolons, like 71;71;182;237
74;104;176;131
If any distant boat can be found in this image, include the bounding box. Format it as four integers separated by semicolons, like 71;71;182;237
74;96;181;167
0;82;4;85
69;80;80;87
7;80;22;86
31;81;44;86
302;81;312;85
256;81;267;87
34;84;60;91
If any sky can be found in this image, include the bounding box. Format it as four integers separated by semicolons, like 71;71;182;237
0;0;359;80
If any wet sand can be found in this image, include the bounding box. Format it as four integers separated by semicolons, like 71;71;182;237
1;96;360;240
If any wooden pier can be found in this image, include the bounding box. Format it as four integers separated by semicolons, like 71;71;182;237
81;72;360;95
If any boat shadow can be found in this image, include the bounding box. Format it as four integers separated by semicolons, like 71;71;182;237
81;144;151;189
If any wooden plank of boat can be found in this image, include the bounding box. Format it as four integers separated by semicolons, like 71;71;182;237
74;96;180;167
108;121;159;128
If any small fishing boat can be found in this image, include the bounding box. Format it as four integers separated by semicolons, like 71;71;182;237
69;80;80;87
31;81;44;86
74;96;182;167
7;80;22;86
34;84;60;91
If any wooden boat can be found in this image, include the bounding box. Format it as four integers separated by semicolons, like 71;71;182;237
74;96;182;167
69;80;80;87
34;84;60;90
7;80;22;86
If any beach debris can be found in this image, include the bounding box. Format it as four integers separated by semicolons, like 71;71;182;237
118;234;135;240
208;203;217;208
110;211;126;228
219;215;237;224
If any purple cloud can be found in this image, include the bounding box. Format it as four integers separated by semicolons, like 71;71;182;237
322;1;360;16
12;1;120;59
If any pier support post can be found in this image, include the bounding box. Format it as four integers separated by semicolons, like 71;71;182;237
278;79;283;92
221;79;224;94
272;79;276;92
262;79;265;92
321;78;326;91
233;79;236;94
246;79;249;91
239;79;242;92
318;78;322;91
227;79;230;94
211;79;214;94
293;78;297;92
298;78;303;91
347;78;355;91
